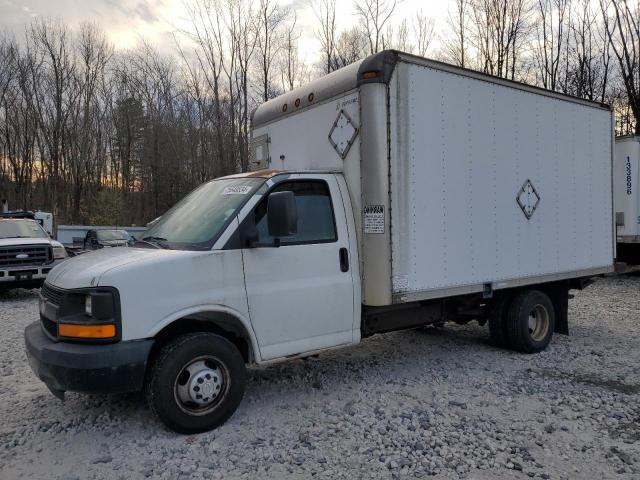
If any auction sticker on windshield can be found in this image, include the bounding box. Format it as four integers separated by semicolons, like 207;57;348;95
223;186;253;195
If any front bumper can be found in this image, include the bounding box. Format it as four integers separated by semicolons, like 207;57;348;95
0;259;64;286
24;322;154;394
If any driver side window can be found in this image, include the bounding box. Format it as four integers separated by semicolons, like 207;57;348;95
254;181;337;246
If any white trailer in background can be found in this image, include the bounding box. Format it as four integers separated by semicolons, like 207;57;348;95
615;136;640;263
27;50;615;434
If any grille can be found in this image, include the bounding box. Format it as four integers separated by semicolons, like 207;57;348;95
41;283;64;306
0;245;51;268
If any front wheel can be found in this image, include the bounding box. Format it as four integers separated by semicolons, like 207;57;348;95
506;290;555;353
146;332;246;434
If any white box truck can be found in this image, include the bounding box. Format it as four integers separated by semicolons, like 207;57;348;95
25;51;615;433
615;135;640;263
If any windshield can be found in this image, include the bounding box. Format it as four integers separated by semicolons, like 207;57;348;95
0;219;49;239
97;230;130;241
142;177;264;250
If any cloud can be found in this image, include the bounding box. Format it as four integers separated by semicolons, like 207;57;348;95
134;1;158;23
103;0;165;23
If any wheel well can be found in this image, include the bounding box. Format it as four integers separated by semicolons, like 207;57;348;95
485;281;570;335
150;313;254;365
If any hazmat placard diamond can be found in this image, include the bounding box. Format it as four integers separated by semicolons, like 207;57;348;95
517;179;541;219
329;110;358;159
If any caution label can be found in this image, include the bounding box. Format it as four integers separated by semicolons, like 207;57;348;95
364;205;385;234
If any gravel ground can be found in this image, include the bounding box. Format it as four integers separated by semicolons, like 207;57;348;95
1;276;639;480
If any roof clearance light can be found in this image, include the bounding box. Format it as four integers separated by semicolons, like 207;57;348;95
282;104;288;112
308;93;315;102
295;98;301;108
362;71;378;79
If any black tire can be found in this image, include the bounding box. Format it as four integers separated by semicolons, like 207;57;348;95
488;295;511;348
506;290;555;354
146;332;246;434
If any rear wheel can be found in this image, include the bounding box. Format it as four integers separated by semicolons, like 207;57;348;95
506;290;555;353
146;332;246;434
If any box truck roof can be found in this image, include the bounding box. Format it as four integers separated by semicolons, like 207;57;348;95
253;50;611;129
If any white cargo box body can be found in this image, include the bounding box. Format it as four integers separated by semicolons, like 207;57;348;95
251;52;615;307
614;136;640;242
388;60;614;302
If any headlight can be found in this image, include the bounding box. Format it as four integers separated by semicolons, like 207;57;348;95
56;289;120;342
85;294;92;316
53;245;67;259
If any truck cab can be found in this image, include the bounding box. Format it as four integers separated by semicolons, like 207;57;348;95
26;170;360;433
0;213;67;291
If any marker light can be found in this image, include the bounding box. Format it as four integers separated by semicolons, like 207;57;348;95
85;295;92;316
59;323;116;339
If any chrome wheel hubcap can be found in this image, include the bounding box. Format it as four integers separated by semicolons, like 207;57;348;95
528;305;550;341
175;357;226;414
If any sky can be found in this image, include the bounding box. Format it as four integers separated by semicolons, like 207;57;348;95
0;0;452;61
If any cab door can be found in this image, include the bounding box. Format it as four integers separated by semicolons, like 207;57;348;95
241;175;355;360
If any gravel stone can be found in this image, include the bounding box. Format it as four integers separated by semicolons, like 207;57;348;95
91;455;113;464
1;276;640;479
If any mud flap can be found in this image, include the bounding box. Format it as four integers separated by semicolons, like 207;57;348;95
546;282;569;335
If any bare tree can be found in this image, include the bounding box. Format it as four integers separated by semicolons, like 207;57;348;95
565;0;611;102
0;36;36;207
533;0;571;91
413;10;435;57
255;0;289;101
25;19;78;214
600;0;640;134
0;37;16;108
382;18;411;51
229;0;258;170
68;22;112;218
279;12;301;91
313;0;338;73
333;27;369;70
443;0;471;67
381;12;435;56
218;1;239;173
182;0;228;174
471;0;531;79
354;0;399;55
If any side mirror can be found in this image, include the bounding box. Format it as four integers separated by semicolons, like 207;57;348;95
267;191;297;239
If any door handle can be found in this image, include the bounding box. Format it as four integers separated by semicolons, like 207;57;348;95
339;248;349;272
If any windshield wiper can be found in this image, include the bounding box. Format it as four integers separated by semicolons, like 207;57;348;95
139;236;170;249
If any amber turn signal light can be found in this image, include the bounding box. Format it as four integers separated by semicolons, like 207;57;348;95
362;71;378;79
59;323;116;339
